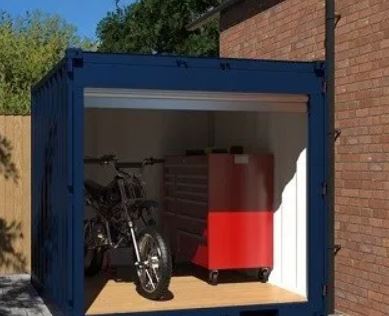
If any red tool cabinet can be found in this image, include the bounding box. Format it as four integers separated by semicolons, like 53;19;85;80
162;154;274;284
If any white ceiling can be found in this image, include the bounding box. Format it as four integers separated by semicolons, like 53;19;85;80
84;88;308;113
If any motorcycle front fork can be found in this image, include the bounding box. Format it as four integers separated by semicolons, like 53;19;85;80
117;178;143;269
128;220;142;266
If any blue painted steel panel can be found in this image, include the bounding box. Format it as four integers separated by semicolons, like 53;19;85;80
307;93;327;315
72;87;85;316
32;64;73;316
32;49;329;316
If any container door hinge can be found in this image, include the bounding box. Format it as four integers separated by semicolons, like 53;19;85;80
314;62;326;94
322;79;327;94
334;128;342;142
220;62;231;71
321;181;328;197
176;59;188;68
314;62;325;77
65;48;84;76
334;244;342;256
322;284;328;297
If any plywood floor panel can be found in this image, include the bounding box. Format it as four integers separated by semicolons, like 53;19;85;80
86;272;306;315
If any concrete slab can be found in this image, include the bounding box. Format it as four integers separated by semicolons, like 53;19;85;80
0;274;52;316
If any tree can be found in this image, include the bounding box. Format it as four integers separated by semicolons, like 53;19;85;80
97;0;220;56
0;11;94;115
0;11;94;180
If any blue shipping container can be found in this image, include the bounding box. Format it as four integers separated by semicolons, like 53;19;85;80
31;49;329;316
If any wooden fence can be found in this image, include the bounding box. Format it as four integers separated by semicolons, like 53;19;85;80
0;116;31;274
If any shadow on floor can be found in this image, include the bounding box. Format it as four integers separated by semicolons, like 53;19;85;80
173;262;261;284
0;218;27;273
0;274;51;316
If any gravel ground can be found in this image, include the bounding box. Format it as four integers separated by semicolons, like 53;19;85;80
0;274;52;316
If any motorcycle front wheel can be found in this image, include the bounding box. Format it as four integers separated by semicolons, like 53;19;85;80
135;228;172;300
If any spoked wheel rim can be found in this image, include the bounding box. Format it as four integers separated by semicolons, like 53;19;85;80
137;233;162;293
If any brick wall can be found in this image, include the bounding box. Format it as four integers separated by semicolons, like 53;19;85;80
220;0;389;315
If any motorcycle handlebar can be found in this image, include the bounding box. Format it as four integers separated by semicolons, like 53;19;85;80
84;154;116;165
83;157;104;164
143;158;165;165
117;158;165;169
84;156;164;168
115;162;143;169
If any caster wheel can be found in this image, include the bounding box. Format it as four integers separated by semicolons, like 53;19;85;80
209;270;218;286
258;267;271;283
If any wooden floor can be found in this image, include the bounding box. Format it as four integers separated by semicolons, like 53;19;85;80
85;265;306;315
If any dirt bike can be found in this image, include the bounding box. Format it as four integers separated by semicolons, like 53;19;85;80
83;154;172;300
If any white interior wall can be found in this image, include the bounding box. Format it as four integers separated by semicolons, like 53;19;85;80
213;112;270;151
214;112;307;297
84;109;210;201
267;113;307;297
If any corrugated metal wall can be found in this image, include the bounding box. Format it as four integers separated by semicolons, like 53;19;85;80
29;50;328;316
31;64;72;314
0;116;31;274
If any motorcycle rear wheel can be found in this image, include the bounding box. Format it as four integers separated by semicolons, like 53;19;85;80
84;220;104;276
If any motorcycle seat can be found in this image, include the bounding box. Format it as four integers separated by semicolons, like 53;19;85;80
135;200;159;210
85;179;106;198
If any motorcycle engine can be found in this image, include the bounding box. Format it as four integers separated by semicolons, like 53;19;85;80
94;222;107;245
